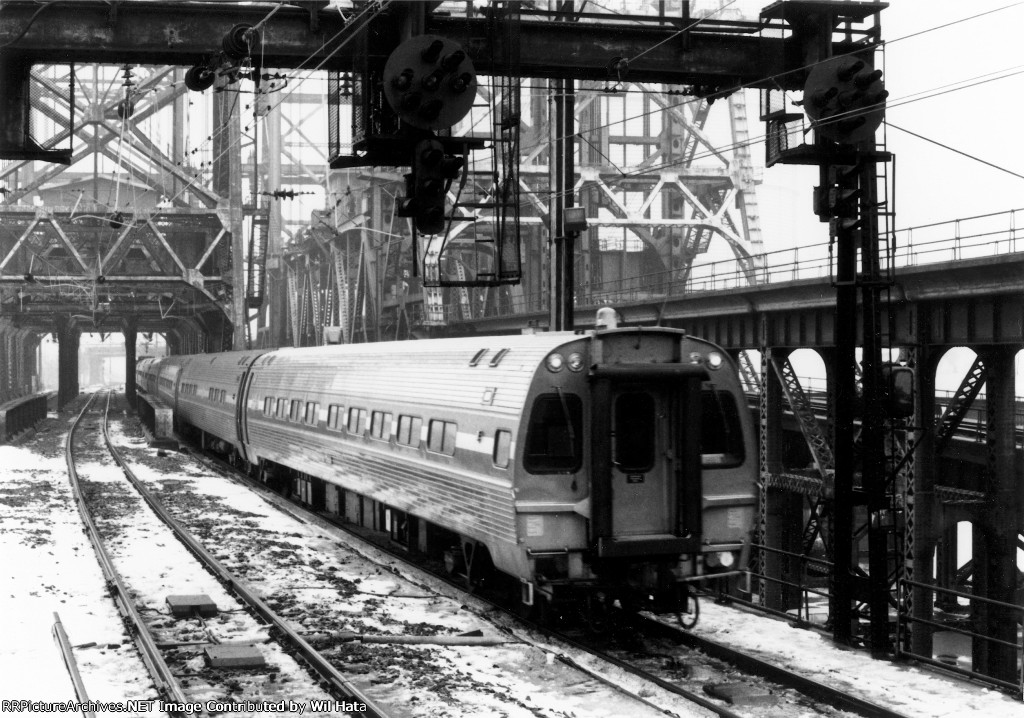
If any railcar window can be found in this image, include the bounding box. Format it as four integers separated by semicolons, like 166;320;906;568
289;399;301;422
524;393;583;473
220;389;227;403
304;402;318;425
427;420;457;455
397;415;422;446
614;392;656;472
327;404;343;431
263;397;274;415
277;398;288;419
347;408;366;434
493;430;511;468
701;389;745;468
370;411;393;440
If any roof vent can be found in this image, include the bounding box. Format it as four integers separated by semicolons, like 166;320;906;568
596;307;617;330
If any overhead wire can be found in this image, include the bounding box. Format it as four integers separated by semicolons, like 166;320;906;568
8;0;1024;264
884;121;1024;183
159;0;392;209
514;0;1024;180
495;53;1024;218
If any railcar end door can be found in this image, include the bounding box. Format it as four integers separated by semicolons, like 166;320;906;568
609;388;671;535
592;375;703;546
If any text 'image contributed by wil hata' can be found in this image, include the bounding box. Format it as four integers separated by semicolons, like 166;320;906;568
1;699;369;714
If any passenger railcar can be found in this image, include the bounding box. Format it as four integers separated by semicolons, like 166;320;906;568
138;315;757;619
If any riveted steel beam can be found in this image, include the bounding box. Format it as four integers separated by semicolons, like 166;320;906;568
0;1;807;86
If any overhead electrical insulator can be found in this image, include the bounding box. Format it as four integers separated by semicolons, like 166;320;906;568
223;24;258;60
116;98;135;119
803;53;887;145
382;35;477;130
185;65;216;92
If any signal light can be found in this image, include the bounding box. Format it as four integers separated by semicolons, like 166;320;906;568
802;53;886;144
391;68;414;91
440;51;466;73
450;73;474;93
813;163;862;222
383;35;477;130
421;40;444;63
421;70;443;92
411;139;451;235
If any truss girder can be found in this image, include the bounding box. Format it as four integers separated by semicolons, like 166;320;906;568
0;3;799;87
332;246;350;344
737;350;759;394
771;354;836;478
935;357;986;454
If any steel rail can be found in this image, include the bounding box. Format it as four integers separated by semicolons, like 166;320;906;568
159;403;913;718
228;456;916;718
181;448;725;717
638;614;915;718
64;393;193;718
51;612;96;718
99;393;391;718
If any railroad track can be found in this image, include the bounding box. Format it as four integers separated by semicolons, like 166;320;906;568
109;394;731;717
124;400;912;718
67;391;389;717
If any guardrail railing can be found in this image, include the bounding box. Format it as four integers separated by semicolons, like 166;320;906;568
467;206;1024;318
897;577;1024;698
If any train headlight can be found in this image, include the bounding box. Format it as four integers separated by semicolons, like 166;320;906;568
707;352;724;370
566;352;585;372
545;353;565;372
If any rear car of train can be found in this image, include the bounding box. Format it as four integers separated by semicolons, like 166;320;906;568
515;322;757;614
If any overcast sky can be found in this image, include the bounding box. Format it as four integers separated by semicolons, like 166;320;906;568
758;0;1024;249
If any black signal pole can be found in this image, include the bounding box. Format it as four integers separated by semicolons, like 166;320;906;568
549;1;576;332
549;75;575;332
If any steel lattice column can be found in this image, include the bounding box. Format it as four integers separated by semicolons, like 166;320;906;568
971;346;1021;682
908;344;940;657
761;347;804;612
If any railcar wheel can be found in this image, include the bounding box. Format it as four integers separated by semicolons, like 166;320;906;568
676;592;700;630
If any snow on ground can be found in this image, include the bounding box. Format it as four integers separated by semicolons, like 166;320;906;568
110;419;720;717
692;601;1024;718
71;452;341;713
7;404;1024;717
0;421;156;716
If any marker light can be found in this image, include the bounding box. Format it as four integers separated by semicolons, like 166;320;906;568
545;353;565;372
707;352;724;370
566;352;585;372
706;551;736;569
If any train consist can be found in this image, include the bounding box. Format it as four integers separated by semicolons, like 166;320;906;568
137;314;757;620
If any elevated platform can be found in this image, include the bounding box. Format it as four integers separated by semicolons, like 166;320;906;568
134;390;175;445
0;392;52;443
